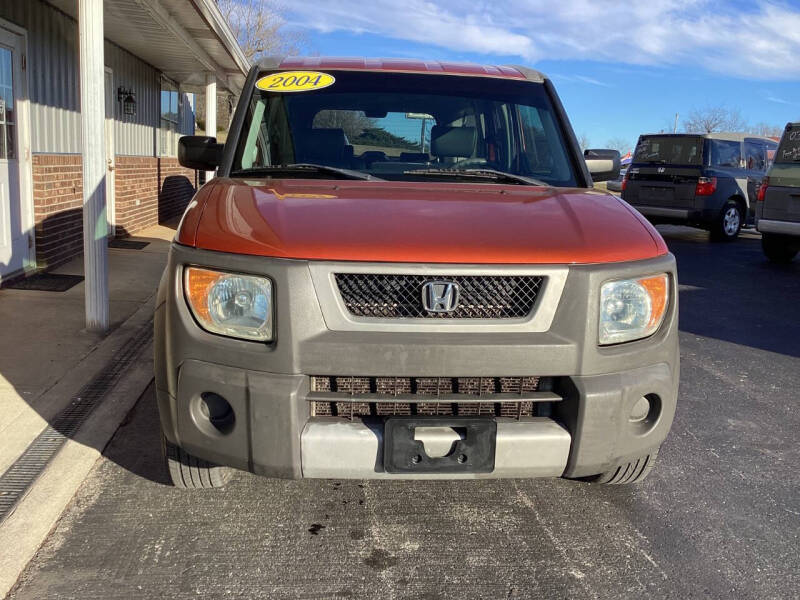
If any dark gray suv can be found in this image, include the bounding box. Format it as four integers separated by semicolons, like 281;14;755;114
756;123;800;263
622;133;778;241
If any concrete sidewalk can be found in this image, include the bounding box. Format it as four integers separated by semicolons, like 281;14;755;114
0;224;174;596
0;224;173;474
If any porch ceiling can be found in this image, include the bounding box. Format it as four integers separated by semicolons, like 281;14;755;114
46;0;249;93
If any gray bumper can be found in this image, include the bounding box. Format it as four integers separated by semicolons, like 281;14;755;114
757;219;800;236
157;357;675;479
302;418;571;479
633;206;691;219
155;244;679;480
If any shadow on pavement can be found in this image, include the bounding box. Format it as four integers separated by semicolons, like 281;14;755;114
103;382;172;486
659;225;800;357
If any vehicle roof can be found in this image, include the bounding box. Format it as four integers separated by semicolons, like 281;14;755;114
640;132;778;143
256;56;546;83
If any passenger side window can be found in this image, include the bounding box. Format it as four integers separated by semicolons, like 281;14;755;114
710;140;742;169
744;140;766;171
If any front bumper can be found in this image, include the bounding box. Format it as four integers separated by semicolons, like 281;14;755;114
155;244;679;480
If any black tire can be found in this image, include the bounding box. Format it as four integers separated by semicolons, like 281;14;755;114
762;233;799;264
162;433;232;489
710;200;742;242
590;449;660;485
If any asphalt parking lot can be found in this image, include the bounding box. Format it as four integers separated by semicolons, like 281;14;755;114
8;226;800;600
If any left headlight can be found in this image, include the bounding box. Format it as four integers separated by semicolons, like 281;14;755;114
184;267;273;342
599;274;669;345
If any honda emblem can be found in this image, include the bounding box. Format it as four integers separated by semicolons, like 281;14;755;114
422;281;460;313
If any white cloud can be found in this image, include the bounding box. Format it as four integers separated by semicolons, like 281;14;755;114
573;75;612;88
287;0;800;81
552;73;613;87
765;95;794;105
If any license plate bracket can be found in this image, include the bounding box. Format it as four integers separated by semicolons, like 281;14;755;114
383;417;496;474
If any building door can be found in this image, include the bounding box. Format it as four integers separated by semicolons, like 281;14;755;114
0;28;25;277
104;68;115;237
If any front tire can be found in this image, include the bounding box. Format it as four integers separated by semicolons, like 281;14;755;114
710;201;742;242
162;433;232;489
762;233;799;264
589;449;660;485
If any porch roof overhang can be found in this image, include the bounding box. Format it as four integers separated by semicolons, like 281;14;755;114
46;0;249;93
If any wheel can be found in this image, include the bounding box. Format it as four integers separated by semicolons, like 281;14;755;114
162;433;232;489
762;233;799;264
710;201;742;242
589;449;660;485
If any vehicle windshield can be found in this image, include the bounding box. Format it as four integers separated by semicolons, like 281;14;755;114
231;70;578;186
632;135;704;166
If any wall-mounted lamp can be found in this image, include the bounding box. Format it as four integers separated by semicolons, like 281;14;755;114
117;87;136;116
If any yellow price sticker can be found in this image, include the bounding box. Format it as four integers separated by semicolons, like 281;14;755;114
255;71;336;93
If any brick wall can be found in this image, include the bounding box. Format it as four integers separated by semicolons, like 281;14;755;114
114;156;197;237
113;156;158;236
31;154;197;268
32;154;84;268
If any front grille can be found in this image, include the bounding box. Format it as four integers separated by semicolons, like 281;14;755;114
334;274;544;319
310;375;551;420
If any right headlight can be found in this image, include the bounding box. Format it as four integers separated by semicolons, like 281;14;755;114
184;267;273;342
599;274;669;345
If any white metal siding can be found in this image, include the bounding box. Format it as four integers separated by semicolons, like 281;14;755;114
0;0;194;156
105;42;160;156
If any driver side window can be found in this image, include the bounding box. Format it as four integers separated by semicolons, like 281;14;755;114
517;104;570;181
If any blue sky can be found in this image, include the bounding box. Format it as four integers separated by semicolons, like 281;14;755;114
283;0;800;153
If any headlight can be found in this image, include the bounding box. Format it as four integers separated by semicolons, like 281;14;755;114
599;274;669;345
184;267;273;342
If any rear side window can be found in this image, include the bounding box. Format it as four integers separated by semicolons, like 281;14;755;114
633;136;703;165
709;140;742;168
312;110;435;158
775;127;800;164
744;140;767;171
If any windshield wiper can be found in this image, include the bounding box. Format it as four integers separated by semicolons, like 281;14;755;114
404;168;547;186
230;163;381;181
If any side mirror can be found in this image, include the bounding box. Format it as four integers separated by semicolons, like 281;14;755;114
178;136;223;171
584;148;621;182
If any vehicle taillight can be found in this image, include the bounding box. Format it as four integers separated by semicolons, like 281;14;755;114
695;177;717;196
757;177;769;202
621;172;629;192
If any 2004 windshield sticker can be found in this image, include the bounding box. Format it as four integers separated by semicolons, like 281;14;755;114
256;71;335;93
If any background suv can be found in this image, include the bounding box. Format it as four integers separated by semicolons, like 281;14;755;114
756;122;800;263
622;132;778;240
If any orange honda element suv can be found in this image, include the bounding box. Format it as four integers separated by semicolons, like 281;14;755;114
155;58;678;488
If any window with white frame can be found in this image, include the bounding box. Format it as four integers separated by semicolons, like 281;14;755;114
160;78;179;156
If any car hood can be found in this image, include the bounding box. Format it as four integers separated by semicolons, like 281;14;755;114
181;178;667;264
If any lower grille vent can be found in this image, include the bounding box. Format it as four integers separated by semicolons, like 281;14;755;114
309;376;556;420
